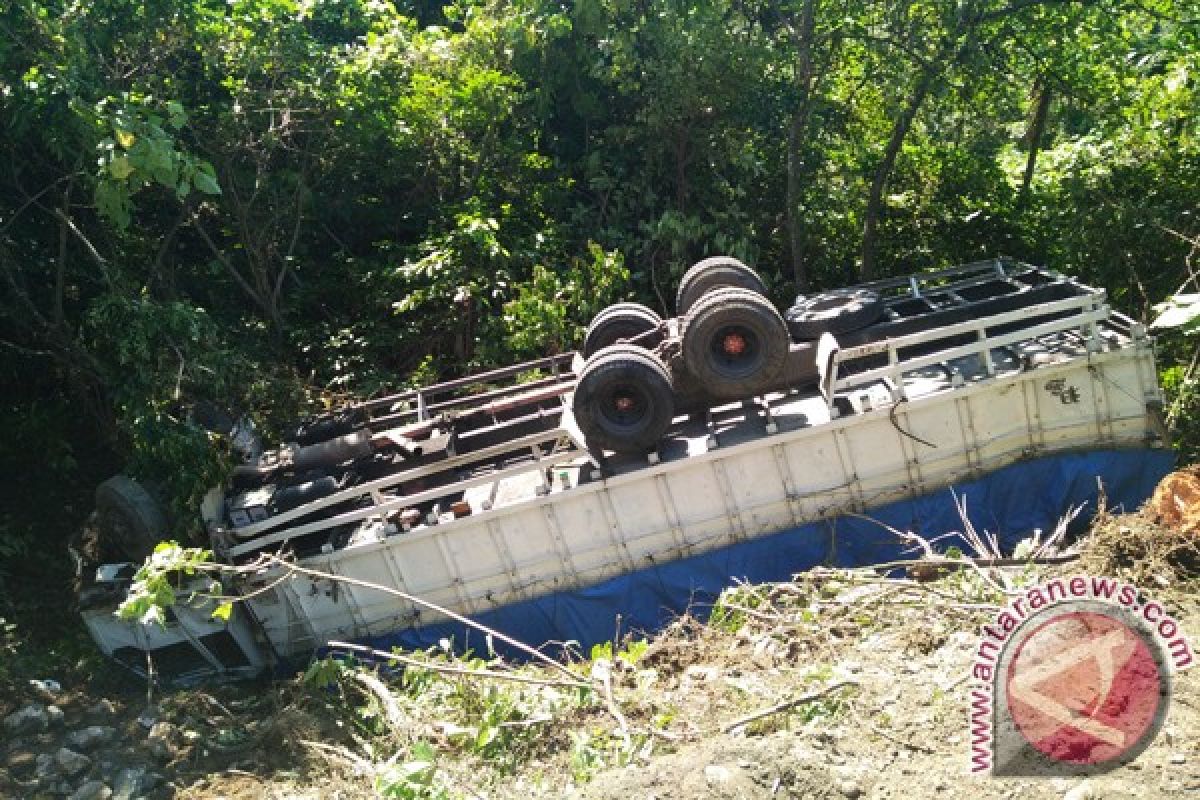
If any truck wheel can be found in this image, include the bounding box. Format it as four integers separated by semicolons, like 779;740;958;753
95;475;169;561
582;303;664;358
785;288;884;340
573;345;675;454
675;256;767;317
681;287;789;400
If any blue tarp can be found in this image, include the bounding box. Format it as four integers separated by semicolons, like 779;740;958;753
357;448;1173;660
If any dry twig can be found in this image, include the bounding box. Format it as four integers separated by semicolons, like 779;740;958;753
722;680;859;734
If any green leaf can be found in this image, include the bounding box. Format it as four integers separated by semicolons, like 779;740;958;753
108;156;134;181
211;602;233;622
193;170;221;195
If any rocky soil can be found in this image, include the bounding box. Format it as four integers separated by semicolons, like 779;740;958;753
3;689;169;800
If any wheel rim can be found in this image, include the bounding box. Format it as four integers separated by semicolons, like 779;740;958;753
598;382;651;431
707;324;763;379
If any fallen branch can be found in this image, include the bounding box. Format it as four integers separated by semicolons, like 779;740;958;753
329;641;590;690
593;658;631;750
722;680;859;734
351;669;409;734
300;739;373;774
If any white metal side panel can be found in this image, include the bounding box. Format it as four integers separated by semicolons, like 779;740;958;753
1101;357;1155;416
439;518;511;584
782;429;857;516
327;543;465;629
661;462;728;527
550;493;627;578
967;380;1032;454
719;450;794;536
606;479;674;553
386;535;457;594
661;464;737;547
1034;363;1105;447
839;417;903;478
622;527;686;564
897;397;972;454
487;507;562;579
286;573;359;642
608;475;686;563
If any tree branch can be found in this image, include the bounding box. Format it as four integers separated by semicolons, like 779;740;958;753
52;208;112;288
188;209;264;307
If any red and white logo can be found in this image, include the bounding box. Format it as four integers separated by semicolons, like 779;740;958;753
968;577;1192;776
1006;611;1164;766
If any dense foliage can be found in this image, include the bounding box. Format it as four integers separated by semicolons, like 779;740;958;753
0;0;1197;594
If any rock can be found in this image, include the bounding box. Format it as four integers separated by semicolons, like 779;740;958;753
838;779;863;799
35;752;59;782
684;665;719;684
67;725;118;752
47;705;66;727
136;707;160;730
3;704;49;736
5;750;36;776
88;699;118;720
29;678;63;701
113;766;148;800
146;722;179;762
69;779;112;800
1170;753;1188;765
704;765;733;786
55;747;93;778
1063;780;1093;800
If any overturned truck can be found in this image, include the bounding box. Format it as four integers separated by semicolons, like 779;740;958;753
80;257;1172;683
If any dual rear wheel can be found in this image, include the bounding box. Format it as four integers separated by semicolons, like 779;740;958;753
573;256;883;453
572;344;675;454
575;258;786;454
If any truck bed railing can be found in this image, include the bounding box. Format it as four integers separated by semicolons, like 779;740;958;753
828;291;1110;402
356;353;575;427
226;425;585;557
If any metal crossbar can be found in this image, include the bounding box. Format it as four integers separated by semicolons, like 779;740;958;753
227;433;584;557
357;354;575;414
830;293;1107;395
230;426;585;541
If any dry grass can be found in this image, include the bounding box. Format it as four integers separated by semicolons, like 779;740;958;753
1079;508;1200;588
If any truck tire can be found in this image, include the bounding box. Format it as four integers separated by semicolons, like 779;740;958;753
582;303;664;359
573;344;675;454
95;475;169;561
681;287;789;400
675;256;767;317
785;288;884;340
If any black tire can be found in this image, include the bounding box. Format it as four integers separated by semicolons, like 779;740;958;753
95;475;169;561
573;344;675;454
582;302;664;359
680;287;790;400
785;288;885;340
675;256;767;317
